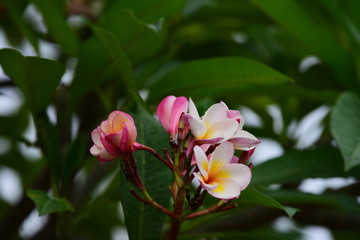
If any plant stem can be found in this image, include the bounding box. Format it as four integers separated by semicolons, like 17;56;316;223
168;221;181;240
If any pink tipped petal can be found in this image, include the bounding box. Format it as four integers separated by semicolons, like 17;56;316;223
100;120;110;134
227;110;241;122
119;126;131;152
203;102;229;124
105;131;123;147
207;178;240;200
97;148;116;163
239;148;255;164
217;164;251;191
229;136;260;151
169;97;188;134
231;155;239;163
91;129;103;147
194;137;223;145
194;146;209;180
90;144;101;155
189;117;207;139
156;96;176;133
193;172;218;190
210;142;234;167
100;137;121;156
188;98;201;120
206;119;238;141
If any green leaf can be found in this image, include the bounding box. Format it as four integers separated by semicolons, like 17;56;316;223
0;48;65;113
331;92;360;171
93;26;139;102
237;187;299;218
61;136;85;191
147;57;293;101
251;148;358;185
26;189;73;216
104;0;185;23
264;189;360;214
250;0;354;88
4;0;39;53
30;0;79;56
179;229;300;240
120;104;171;240
70;10;166;103
98;10;167;65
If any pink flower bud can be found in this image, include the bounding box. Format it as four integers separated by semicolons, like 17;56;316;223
90;111;137;163
156;96;188;139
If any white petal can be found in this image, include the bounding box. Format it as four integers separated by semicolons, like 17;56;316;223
206;119;238;141
194;146;209;180
215;164;251;191
208;178;240;199
209;142;234;175
188;98;200;120
203;102;228;124
189;117;207;139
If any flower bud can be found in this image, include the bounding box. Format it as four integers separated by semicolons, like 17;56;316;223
90;111;137;162
156;96;188;140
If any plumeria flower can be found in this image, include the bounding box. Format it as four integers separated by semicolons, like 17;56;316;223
90;110;137;163
193;142;251;199
187;99;239;144
156;96;188;140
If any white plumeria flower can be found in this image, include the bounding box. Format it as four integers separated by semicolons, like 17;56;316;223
193;142;252;199
187;98;239;144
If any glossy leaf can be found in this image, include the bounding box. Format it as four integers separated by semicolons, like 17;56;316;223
331;92;360;171
104;0;185;23
120;104;171;240
93;27;139;101
70;10;166;103
147;57;293;101
98;10;167;64
250;0;354;88
251;148;358;185
4;0;39;53
265;189;360;214
237;187;299;218
0;48;65;113
26;189;73;216
30;0;79;56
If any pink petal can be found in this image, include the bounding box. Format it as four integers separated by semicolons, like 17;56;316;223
194;137;223;145
239;148;255;164
169;97;188;135
194;146;209;180
100;137;121;156
203;102;229;124
207;178;240;200
156;96;176;133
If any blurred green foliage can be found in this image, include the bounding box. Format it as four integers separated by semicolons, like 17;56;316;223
0;0;359;239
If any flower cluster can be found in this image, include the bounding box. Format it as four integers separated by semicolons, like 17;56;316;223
90;95;260;224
